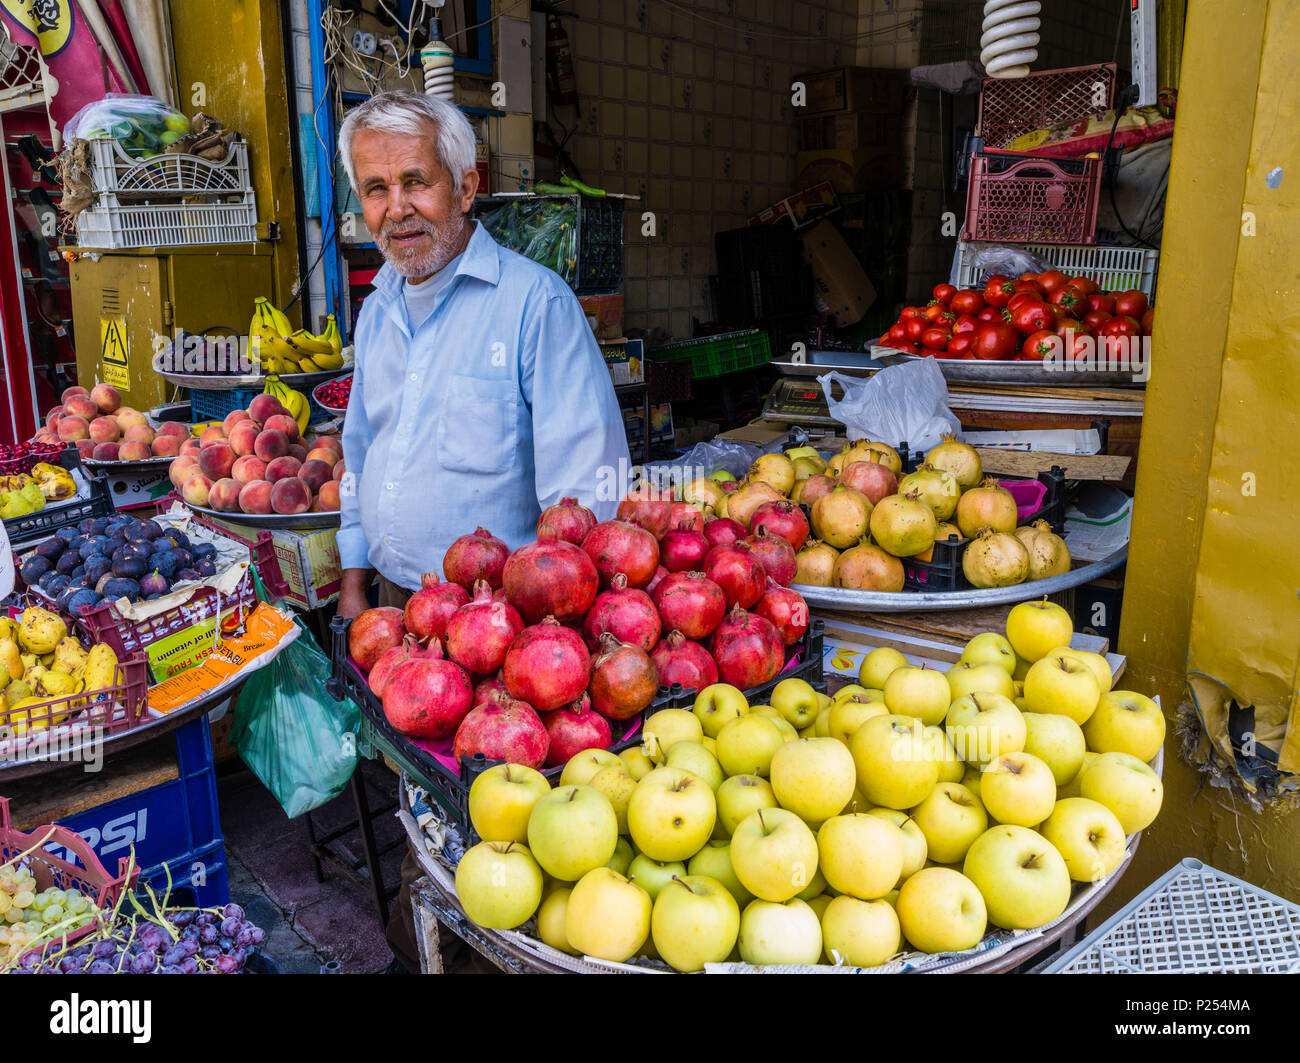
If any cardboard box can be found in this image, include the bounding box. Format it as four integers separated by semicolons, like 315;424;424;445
601;338;645;386
579;293;625;341
794;67;910;116
795;148;905;195
798;112;903;151
799;220;877;327
748;181;840;229
623;402;674;443
206;516;342;611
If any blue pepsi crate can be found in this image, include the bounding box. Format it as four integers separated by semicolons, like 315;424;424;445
190;387;329;426
135;838;230;910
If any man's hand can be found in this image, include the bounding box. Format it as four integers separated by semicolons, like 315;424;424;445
338;568;374;619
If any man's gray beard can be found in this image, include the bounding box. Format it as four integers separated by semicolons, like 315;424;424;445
377;210;469;279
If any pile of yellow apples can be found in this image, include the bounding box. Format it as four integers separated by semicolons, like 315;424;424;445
450;598;1164;971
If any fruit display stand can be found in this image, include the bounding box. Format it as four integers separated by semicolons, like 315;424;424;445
81;455;175;513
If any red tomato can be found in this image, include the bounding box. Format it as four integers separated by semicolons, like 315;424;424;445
1141;308;1154;335
1113;289;1149;319
1086;292;1116;314
1067;276;1100;296
885;340;921;355
1099;315;1142;338
1082;309;1112;334
952;314;979;335
1021;330;1057;361
1050;286;1086;319
1055;319;1083;342
949;290;986;316
932;283;957;304
1009;300;1053;334
983;277;1017;308
971;322;1019;360
921;326;951;351
1007;292;1040;312
900;306;925;320
924;304;948;322
947;334;975;359
1037;270;1069;295
1011;279;1044;296
888;322;909;343
904;317;927;342
977;305;1007;323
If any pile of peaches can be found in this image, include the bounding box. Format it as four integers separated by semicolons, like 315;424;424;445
35;384;188;463
168;393;345;517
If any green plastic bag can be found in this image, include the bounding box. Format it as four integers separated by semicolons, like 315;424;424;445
229;614;360;818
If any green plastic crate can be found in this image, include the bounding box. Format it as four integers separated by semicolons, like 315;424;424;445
649;329;772;380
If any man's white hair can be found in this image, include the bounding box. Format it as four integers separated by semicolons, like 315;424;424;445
338;91;477;193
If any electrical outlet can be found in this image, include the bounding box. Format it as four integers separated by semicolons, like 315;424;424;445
352;30;378;56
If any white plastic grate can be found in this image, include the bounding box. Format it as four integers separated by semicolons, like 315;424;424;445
951;240;1159;297
0;29;44;112
88;138;253;201
1044;858;1300;974
74;200;257;249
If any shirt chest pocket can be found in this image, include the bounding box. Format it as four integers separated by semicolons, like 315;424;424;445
436;374;518;475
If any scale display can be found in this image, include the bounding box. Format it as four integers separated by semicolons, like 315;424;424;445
762;378;840;427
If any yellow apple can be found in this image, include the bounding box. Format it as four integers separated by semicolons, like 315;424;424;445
651;874;741;972
945;692;1026;766
1041;797;1127;883
620;746;656;781
1052;646;1113;694
963;825;1071;930
1005;599;1074;664
960;632;1018;676
821;896;900;967
945;660;1016;702
715;773;779;835
979;752;1057;827
961;764;983;799
693;682;749;738
559;748;625;787
730;808;820;902
807;893;834;921
565;867;651;961
527;784;619;881
467;763;550;843
626;853;686;900
884;666;952;726
750;705;800;741
627;766;717;861
812;706;834;738
830;683;873;705
859;646;909;689
1057;750;1099;799
923;724;964;783
536;886;577;953
701;735;717;757
642;708;704;763
896;867;987;953
771;677;822;729
738;897;823;965
665;740;725;792
865;809;928;881
850;714;940;810
589;766;637;834
688;839;754;908
1022;712;1087;785
1023;654;1101;725
1078;752;1163;833
1083;690;1166;762
455;841;544;929
828;697;889;745
840;786;872;815
770;737;858;824
816;813;904;899
910;781;988;864
716;714;786;777
606;836;635;876
796;866;829;901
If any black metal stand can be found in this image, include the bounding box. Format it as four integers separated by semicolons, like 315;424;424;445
304;766;401;926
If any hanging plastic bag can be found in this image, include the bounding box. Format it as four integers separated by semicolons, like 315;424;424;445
63;93;191;158
819;359;962;453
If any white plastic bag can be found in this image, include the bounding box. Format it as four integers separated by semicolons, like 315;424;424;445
819;359;962;453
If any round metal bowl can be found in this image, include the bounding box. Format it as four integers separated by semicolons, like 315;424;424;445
185;503;341;531
872;349;1144;389
311;374;353;417
151;349;351;392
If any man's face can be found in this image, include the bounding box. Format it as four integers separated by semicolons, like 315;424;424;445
351;126;478;280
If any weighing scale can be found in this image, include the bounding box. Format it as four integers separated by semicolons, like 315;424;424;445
761;349;883;428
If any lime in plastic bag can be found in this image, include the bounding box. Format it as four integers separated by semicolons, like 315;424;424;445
63;93;190;159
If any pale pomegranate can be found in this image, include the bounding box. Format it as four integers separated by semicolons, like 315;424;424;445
925;434;982;490
839;460;898;506
580;520;660;588
617;483;675;539
381;656;474;739
955;479;1018;539
869;492;939;558
348;607;406;674
502;539;599;622
503;618;592;711
725;481;784;529
583;573;661;652
442;527;510;591
702;517;746;551
588;633;659;720
751;580;810;647
745;526;798;587
897;464;960;522
473;670;509;706
445;580;526;675
791;474;836;508
650;630;719;692
368;635;442;699
543;694;613;766
403;572;470;644
749;499;810;551
1014;520;1071;580
702;541;766;609
452;691;549;769
832;542;904;592
709;604;784;691
652;570;727;640
793;540;838;587
660;524;710;573
537;497;597;545
962;528;1030;588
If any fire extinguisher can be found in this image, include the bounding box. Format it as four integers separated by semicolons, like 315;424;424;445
546;15;578;106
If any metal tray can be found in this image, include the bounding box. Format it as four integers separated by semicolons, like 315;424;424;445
82;455;176;471
872;349;1144;388
184;503;340;531
151;351;350;392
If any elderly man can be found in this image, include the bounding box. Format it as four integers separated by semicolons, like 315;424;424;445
335;91;629;621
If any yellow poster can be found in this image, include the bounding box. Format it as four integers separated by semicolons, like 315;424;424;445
100;316;129;390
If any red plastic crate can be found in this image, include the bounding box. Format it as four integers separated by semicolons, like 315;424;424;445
977;63;1117;152
962;149;1102;245
0;650;149;742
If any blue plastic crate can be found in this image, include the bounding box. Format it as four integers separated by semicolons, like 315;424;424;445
190;387;330;426
136;838;230;910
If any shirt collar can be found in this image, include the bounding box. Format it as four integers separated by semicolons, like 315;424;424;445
370;219;500;302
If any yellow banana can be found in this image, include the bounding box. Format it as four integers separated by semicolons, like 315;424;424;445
308;349;344;370
260;297;294;336
297;357;323;373
284;329;335;358
321;315;343;357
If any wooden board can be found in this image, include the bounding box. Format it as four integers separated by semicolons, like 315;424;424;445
953;384;1145;403
975;449;1131;482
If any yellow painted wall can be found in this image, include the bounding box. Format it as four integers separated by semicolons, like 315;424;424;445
1114;0;1300;910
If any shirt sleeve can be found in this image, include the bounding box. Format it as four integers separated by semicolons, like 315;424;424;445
337;311;374;570
520;286;631;521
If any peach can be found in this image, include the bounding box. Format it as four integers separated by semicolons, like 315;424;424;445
75;439;98;460
264;456;302;483
61;386;88;404
118;441;153;461
123;424;156;445
308;497;322;512
197;443;236;481
264;414;299;442
228;422;259;457
45;406;63;428
231;455;267;484
182;473;213;507
89;417;120;444
90;383;121;414
199;425;227;448
65;395;98;420
311;436;343;457
253;429;289;462
169;455;199;489
92;442;120;462
270;477;310;515
179;438;203;458
58;416;90;441
157;421;190;439
151;434;182;458
298;459;333;494
317;480;340;511
115;410;148;431
208;478;243;513
248;394;287;425
287;444;308;464
35;432;59;445
332;460;346;481
238;480;274;514
222;409;252;435
304;447;338;468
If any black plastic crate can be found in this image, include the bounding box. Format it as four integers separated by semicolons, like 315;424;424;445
3;473;115;549
715;225;801;276
712;268;813;327
575;196;625;294
328;615;826;844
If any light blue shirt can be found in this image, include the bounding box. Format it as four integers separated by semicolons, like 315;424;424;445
338;220;631;591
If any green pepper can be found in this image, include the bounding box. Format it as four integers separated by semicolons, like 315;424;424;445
532;181;572;194
559;173;606;197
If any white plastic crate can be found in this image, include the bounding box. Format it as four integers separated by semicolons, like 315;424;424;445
88;137;253;202
75;200;257;249
951;240;1159;297
1042;858;1300;974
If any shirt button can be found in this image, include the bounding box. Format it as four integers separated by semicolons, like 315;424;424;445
386;482;394;490
409;373;417;382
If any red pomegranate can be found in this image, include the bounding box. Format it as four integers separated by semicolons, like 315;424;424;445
839;461;897;505
580;520;660;588
645;565;670;597
474;670;509;706
703;517;747;551
537;497;597;545
543;695;613;766
751;579;810;647
745;526;799;587
348;607;406;674
452;691;549;769
652;570;727;640
749;500;810;551
588;633;659;720
702;541;767;609
502;539;599;623
668;502;706;534
650;631;719;692
443;527;510;591
381;656;475;739
445;580;526;675
660;524;710;573
709;604;784;690
369;635;442;699
582;573;661;652
503;618;592;711
403;572;470;644
617;483;675;539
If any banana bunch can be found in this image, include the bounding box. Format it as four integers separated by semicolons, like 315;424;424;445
249;297;344;375
263;376;309;436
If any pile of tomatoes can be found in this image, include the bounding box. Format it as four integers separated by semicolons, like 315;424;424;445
878;271;1155;361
